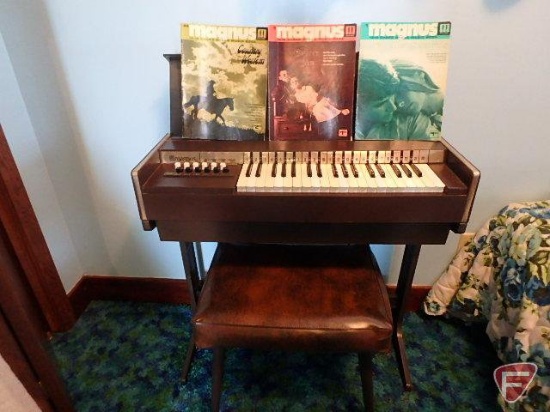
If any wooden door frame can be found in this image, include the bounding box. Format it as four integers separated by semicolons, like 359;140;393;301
0;123;75;332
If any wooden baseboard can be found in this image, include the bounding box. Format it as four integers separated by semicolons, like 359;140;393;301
68;275;190;319
386;284;431;314
68;275;431;320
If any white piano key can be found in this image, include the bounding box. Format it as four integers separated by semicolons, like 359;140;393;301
384;164;406;192
342;164;359;192
291;162;302;192
327;164;337;190
300;163;312;192
273;162;284;192
417;164;445;192
410;163;437;192
262;161;274;192
254;162;266;191
350;163;367;191
320;164;332;192
310;162;321;191
356;164;378;192
236;163;250;192
337;164;349;192
399;163;426;192
372;164;388;192
380;164;398;192
245;163;258;191
282;162;293;192
398;165;420;192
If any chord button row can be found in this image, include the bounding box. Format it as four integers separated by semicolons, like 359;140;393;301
174;161;229;174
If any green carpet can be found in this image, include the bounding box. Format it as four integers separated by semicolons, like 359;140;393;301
50;301;502;411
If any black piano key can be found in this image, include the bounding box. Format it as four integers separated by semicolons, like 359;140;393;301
350;163;359;178
401;164;413;178
307;162;312;178
246;161;253;177
410;163;422;177
255;162;262;178
365;164;375;178
375;164;385;178
316;162;322;178
391;164;402;178
340;163;349;178
332;163;339;178
271;162;277;178
281;162;287;178
291;161;296;178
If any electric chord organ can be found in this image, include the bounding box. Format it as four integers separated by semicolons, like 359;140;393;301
131;54;480;390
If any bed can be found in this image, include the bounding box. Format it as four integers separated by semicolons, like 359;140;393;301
424;200;550;411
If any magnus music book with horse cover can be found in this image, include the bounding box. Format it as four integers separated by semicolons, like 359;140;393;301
180;24;268;140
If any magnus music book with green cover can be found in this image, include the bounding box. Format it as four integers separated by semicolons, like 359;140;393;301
355;22;452;141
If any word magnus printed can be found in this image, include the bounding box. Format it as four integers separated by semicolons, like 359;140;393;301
367;22;451;39
188;25;258;41
276;25;346;41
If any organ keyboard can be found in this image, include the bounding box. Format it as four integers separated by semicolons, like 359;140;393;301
132;136;479;244
235;150;446;193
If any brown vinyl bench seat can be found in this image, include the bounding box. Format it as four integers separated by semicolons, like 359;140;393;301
194;243;393;353
191;243;393;411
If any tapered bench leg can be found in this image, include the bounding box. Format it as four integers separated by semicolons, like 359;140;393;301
212;348;225;412
358;352;374;412
182;333;196;382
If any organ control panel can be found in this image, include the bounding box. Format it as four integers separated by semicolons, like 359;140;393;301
132;137;478;240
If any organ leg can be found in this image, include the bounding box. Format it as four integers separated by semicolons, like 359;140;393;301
392;244;421;391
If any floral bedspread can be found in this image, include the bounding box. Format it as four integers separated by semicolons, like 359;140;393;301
424;200;550;411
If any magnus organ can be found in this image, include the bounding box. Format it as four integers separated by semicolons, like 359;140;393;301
131;54;480;390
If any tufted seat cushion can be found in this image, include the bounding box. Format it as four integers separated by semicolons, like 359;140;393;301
193;243;393;353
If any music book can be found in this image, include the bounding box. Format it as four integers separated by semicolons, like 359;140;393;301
355;22;452;140
180;24;268;140
267;23;357;141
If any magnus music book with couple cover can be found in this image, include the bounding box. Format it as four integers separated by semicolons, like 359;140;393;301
268;23;357;141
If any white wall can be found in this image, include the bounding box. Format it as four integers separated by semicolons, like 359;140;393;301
1;0;549;289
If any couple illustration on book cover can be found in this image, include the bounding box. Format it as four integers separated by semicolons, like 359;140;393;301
271;68;350;139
